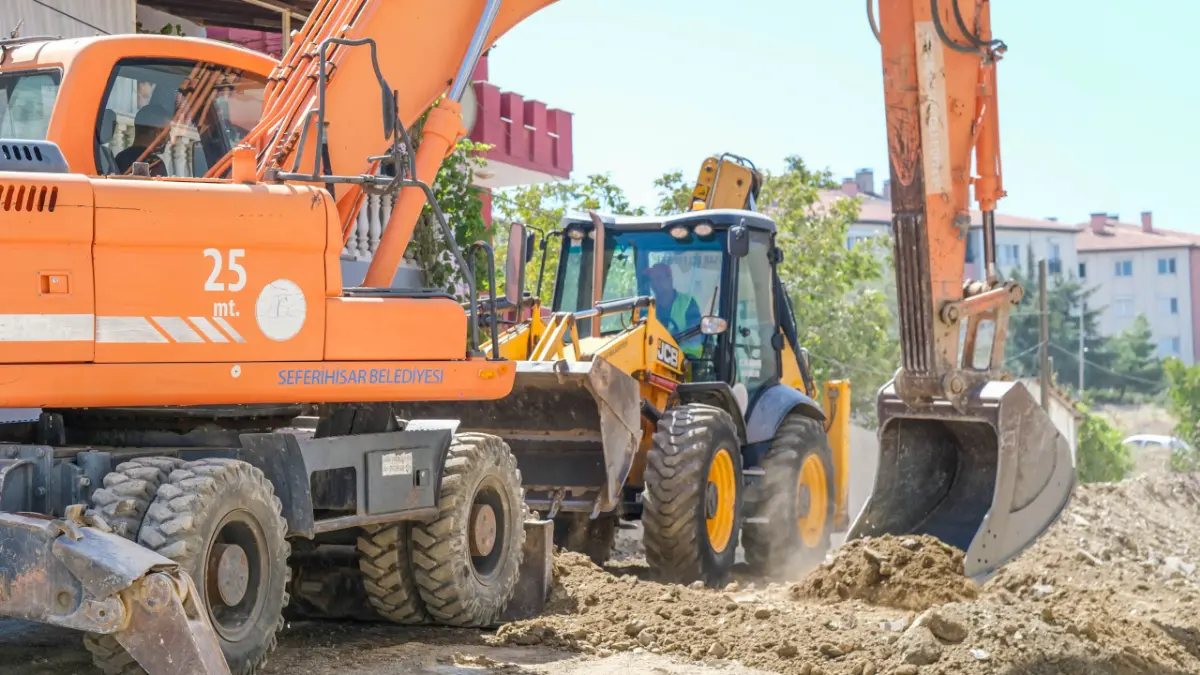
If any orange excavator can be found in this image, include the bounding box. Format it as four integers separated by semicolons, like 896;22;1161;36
0;1;1072;674
0;2;561;675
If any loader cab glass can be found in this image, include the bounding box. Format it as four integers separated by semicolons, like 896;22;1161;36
0;69;61;140
94;58;268;177
553;227;726;346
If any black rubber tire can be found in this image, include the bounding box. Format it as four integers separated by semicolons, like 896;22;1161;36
357;522;428;624
553;513;617;566
138;458;291;675
642;403;743;587
743;413;836;576
83;456;184;675
411;433;526;627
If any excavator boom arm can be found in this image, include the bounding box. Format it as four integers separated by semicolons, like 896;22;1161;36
848;1;1076;579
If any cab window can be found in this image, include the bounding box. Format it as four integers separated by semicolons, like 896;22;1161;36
95;59;266;177
0;69;61;140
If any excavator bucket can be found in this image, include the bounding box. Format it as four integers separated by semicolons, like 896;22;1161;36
847;380;1075;579
395;356;642;515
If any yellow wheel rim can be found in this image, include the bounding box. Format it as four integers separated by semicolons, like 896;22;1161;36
797;454;829;548
705;448;737;553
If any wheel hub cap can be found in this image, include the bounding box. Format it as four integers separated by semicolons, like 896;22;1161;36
470;503;498;557
213;543;250;606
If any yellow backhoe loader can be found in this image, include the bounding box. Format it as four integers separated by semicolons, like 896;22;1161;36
397;155;856;585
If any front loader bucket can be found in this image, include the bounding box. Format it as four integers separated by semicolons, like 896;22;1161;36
846;380;1075;579
394;357;642;514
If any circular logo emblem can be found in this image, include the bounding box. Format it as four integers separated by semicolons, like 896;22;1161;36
256;279;307;341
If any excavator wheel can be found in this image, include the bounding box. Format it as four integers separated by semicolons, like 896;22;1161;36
138;458;291;675
743;414;836;576
553;512;618;566
82;456;185;675
411;433;527;627
357;522;428;624
642;403;743;587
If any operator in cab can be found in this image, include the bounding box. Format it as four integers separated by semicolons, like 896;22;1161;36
644;262;703;359
114;103;171;176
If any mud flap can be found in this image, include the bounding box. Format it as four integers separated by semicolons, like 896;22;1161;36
0;510;229;675
847;381;1075;579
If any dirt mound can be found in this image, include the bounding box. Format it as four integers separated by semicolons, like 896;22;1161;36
794;535;979;611
491;474;1200;674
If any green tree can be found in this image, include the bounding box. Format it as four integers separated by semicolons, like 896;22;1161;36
1164;358;1200;472
1075;399;1135;483
653;170;692;215
491;174;645;305
1004;251;1112;390
758;157;897;419
1105;314;1165;400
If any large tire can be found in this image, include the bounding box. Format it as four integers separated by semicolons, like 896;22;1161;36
83;457;184;675
743;413;836;576
642;403;743;587
357;522;427;623
138;458;291;675
553;513;617;566
411;433;526;627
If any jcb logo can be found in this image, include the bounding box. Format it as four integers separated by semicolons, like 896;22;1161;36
657;341;681;369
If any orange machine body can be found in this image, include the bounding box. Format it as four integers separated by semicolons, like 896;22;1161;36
0;13;561;409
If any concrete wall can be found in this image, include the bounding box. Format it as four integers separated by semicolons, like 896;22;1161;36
3;0;132;39
1079;246;1195;364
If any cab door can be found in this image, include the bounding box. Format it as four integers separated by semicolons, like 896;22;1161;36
729;230;781;411
0;69;95;363
89;57;327;364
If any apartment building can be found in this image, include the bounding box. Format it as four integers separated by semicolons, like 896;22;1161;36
1077;213;1200;364
827;169;1080;280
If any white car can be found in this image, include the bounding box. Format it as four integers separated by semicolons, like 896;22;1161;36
1122;434;1194;454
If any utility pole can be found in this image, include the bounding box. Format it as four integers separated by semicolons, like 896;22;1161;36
1078;305;1085;393
1039;259;1050;411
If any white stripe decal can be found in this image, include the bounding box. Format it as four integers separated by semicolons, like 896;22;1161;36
213;317;246;343
97;317;168;344
152;316;204;343
0;314;94;342
189;317;230;343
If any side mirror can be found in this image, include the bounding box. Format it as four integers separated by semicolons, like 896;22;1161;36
505;222;527;306
700;316;728;335
728;223;750;258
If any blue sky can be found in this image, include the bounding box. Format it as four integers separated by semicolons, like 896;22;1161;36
490;1;1198;229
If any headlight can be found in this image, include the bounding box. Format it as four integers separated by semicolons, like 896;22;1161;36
693;223;714;237
567;226;585;241
669;225;690;240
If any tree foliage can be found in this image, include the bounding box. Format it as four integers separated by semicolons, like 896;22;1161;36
1074;399;1135;483
1164;358;1200;472
492;174;645;305
1105;314;1165;399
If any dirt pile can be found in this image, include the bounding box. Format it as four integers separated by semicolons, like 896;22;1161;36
795;535;979;611
494;474;1200;674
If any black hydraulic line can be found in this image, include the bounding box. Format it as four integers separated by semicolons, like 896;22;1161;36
951;0;1006;50
931;0;986;54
